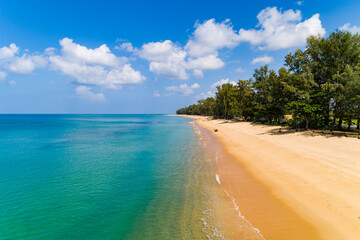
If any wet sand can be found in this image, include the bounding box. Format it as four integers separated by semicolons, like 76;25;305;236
183;115;360;240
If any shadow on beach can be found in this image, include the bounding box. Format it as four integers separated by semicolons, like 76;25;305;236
256;124;360;139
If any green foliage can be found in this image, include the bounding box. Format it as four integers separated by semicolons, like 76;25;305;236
214;83;239;119
177;31;360;131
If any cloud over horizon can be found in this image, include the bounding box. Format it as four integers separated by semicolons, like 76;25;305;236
0;43;47;77
0;6;329;102
50;38;145;90
75;86;106;102
165;83;200;96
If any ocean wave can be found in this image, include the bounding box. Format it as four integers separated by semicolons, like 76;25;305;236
216;174;221;184
214;150;266;240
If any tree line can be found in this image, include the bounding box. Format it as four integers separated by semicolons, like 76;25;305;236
176;31;360;131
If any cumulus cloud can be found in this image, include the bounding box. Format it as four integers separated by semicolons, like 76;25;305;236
137;40;225;80
186;54;224;72
0;43;47;74
133;9;323;80
251;55;274;65
191;83;200;89
192;69;204;78
7;55;47;74
210;78;236;89
238;7;325;50
59;38;124;67
139;40;188;80
165;83;200;96
117;42;135;52
296;1;303;6
75;86;105;102
50;38;145;89
0;44;19;59
136;19;239;80
185;19;240;57
340;23;360;34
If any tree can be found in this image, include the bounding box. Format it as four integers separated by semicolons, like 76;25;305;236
306;31;360;129
236;79;255;119
214;83;239;119
176;30;360;133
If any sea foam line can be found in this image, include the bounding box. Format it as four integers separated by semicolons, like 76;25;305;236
214;150;266;240
190;122;265;239
215;174;221;184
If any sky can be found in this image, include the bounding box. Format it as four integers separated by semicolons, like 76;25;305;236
1;0;360;114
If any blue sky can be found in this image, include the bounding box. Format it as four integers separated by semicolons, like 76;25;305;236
1;0;360;113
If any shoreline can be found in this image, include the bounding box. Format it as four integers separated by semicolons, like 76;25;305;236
180;115;360;240
191;122;267;240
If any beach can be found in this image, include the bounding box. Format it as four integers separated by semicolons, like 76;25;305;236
183;115;360;240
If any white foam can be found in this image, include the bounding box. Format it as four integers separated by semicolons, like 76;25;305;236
223;187;265;239
215;151;266;239
215;174;221;184
192;126;265;239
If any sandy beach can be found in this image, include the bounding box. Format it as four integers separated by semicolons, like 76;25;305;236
183;115;360;240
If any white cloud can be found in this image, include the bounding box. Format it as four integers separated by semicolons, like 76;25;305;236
0;44;19;59
134;10;323;81
44;47;57;56
185;19;240;57
165;83;200;96
191;83;200;89
296;1;303;6
59;38;124;67
136;19;240;80
235;67;244;73
139;40;188;80
251;55;274;65
0;43;47;74
340;23;360;34
75;86;105;102
138;38;226;80
139;40;180;62
195;91;215;100
117;42;135;52
7;55;47;74
186;54;225;71
50;38;145;90
210;78;236;89
238;7;325;50
192;69;204;78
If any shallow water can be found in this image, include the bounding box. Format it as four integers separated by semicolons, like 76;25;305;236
0;115;226;239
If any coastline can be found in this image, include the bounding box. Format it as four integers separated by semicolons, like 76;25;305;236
180;115;360;240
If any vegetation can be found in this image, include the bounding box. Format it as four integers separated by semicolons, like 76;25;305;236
176;31;360;132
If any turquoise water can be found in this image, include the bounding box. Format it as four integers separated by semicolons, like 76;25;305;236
0;115;223;239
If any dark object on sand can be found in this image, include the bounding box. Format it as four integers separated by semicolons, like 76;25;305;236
214;129;218;132
279;128;282;133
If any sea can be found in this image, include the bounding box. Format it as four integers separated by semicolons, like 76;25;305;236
0;114;231;239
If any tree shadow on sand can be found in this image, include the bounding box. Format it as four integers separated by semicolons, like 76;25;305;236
258;125;360;139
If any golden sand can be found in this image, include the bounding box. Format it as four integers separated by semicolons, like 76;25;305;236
183;115;360;240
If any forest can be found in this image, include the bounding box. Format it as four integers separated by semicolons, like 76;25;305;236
177;31;360;131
